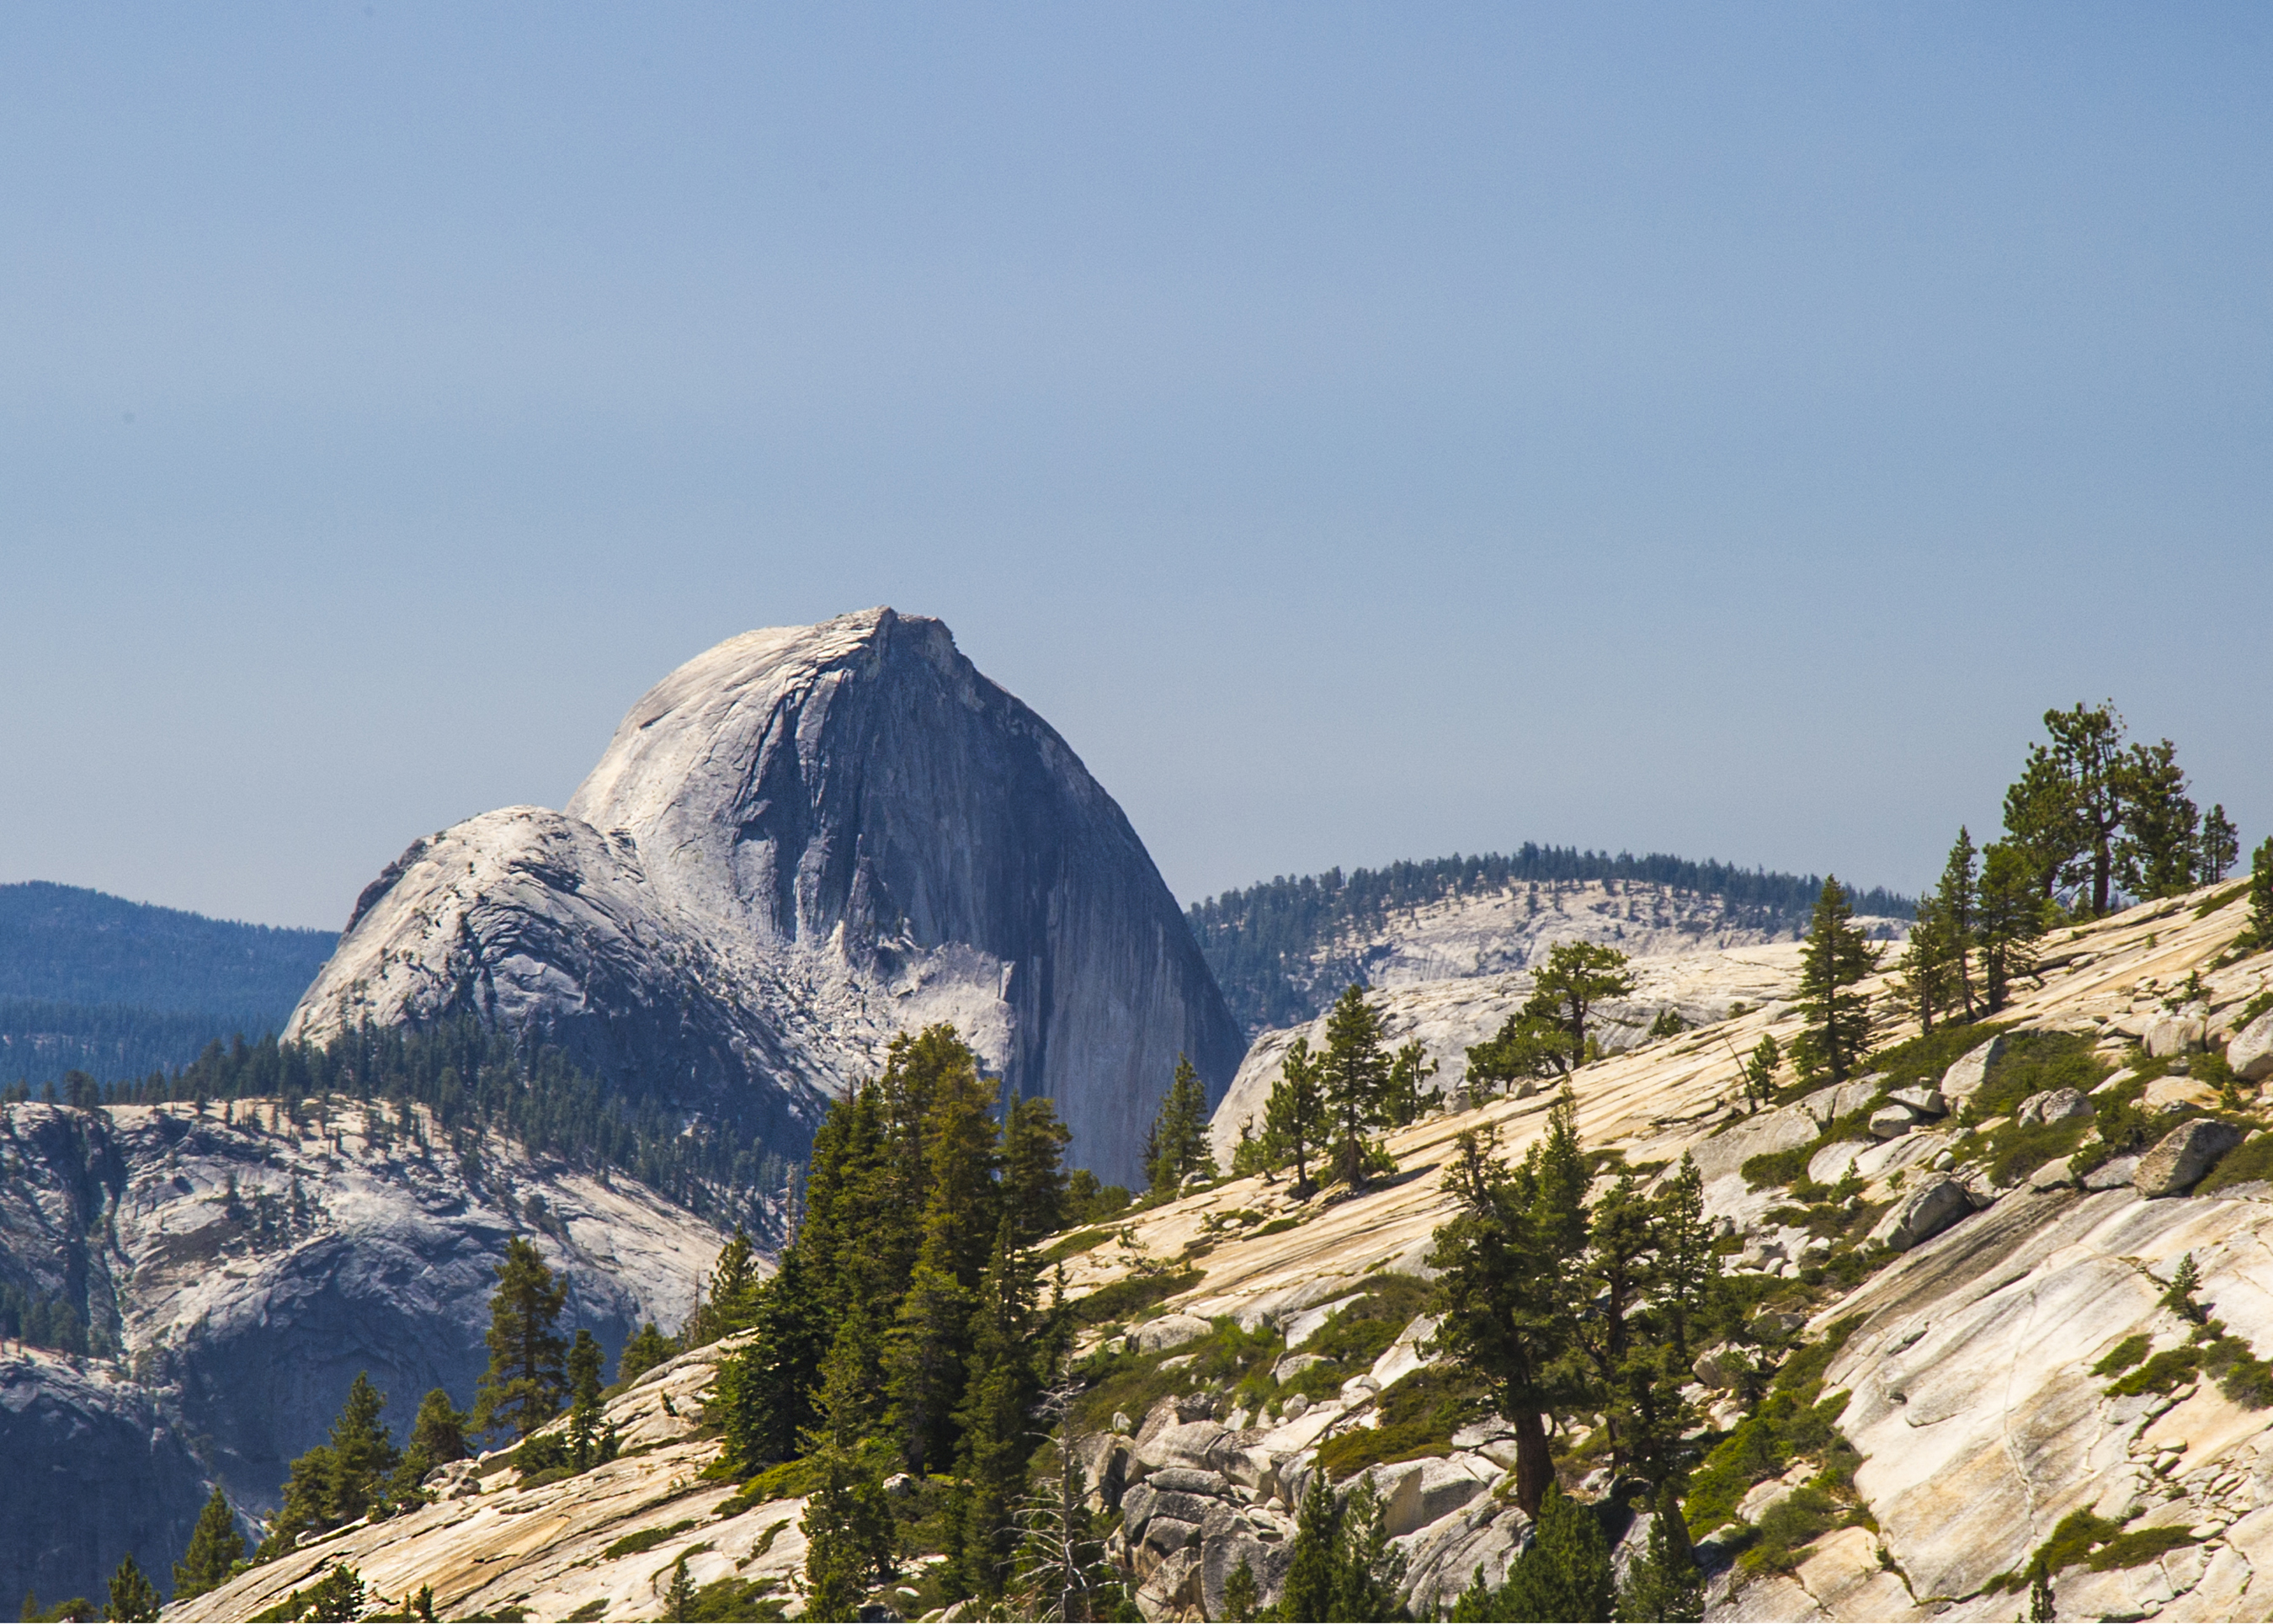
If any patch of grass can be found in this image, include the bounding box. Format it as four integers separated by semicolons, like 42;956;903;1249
602;1520;697;1561
1315;1366;1489;1483
1979;1114;2095;1188
1685;1318;1863;1538
564;1600;608;1622
733;1456;828;1506
1070;1268;1203;1328
1040;1226;1114;1262
2197;1134;2273;1195
2092;1335;2151;1377
683;1577;787;1621
2200;1323;2273;1408
1071;1316;1285;1437
2089;1525;2202;1570
1738;1483;1850;1575
1254;1215;1302;1238
1868;1023;2016;1096
1958;1030;2105;1127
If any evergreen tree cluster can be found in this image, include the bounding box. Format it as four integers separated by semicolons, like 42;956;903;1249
1464;941;1637;1097
1142;1056;1217;1197
1999;701;2238;918
1238;986;1419;1199
0;1277;95;1355
1189;848;1912;1034
705;1025;1082;1616
23;1018;789;1233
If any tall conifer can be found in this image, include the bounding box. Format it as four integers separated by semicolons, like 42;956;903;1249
1791;878;1877;1086
471;1236;568;1440
173;1487;244;1601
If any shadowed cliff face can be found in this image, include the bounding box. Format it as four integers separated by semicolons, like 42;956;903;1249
290;609;1244;1185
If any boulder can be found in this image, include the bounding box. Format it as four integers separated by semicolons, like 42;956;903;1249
1131;1314;1214;1354
2016;1088;2092;1126
1795;1078;1881;1127
2026;1158;2078;1190
1888;1085;1946;1117
1867;1105;1916;1140
1365;1455;1496;1537
2134;1118;2244;1198
2143;1076;2220;1114
2083;1154;2141;1190
1368;1314;1440;1391
2145;1007;2209;1059
1400;1501;1530;1615
2229;1010;2273;1082
1940;1035;2008;1104
1693;1345;1746;1390
1867;1178;1974;1251
1147;1467;1229;1498
1271;1353;1326;1385
1200;1526;1291;1621
1685;1107;1820;1184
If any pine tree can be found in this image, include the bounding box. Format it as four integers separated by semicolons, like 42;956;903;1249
1427;1093;1588;1515
388;1387;470;1502
1494;1483;1613;1621
615;1321;676;1388
800;1444;894;1621
2243;838;2273;952
1222;1557;1261;1622
663;1556;695;1622
261;1371;401;1555
471;1235;568;1440
1278;1478;1345;1624
716;1243;829;1474
1464;1011;1577;1098
1330;1475;1408;1621
1978;842;2046;1014
1319;986;1393;1190
1892;892;1956;1036
1001;1092;1073;1246
1738;1034;1780;1109
1938;828;1979;1019
1264;1036;1327;1200
884;1255;974;1476
2116;737;2201;900
1144;1056;1216;1195
2029;1557;2055;1622
1526;941;1637;1067
2198;804;2241;887
103;1555;161;1623
1612;1483;1703;1621
1383;1041;1436;1126
2040;700;2131;915
173;1487;245;1602
946;1218;1046;1602
1791;878;1878;1087
567;1328;604;1408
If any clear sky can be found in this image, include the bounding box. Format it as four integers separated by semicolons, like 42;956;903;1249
3;4;2267;930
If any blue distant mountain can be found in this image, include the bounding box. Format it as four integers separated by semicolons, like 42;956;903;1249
0;882;336;1086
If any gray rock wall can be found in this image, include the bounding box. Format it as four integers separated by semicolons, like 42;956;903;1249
293;609;1244;1185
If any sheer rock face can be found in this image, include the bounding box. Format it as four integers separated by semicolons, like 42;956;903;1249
290;610;1243;1185
0;1100;727;1606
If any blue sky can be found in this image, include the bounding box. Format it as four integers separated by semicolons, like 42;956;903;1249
3;4;2267;929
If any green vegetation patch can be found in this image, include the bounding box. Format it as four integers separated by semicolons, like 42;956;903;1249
1071;1316;1286;1438
729;1456;828;1508
1957;1030;2105;1127
1869;1023;2016;1097
681;1577;786;1621
2197;1134;2273;1195
1315;1365;1489;1483
1685;1318;1862;1539
1040;1226;1114;1263
601;1520;698;1561
1990;1509;2202;1591
2091;1335;2151;1378
1254;1215;1302;1238
1070;1267;1203;1328
2105;1346;2201;1398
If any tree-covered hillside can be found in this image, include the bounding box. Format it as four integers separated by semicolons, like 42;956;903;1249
0;882;337;1085
1188;845;1913;1034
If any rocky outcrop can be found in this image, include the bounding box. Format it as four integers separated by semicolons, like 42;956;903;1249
2135;1118;2246;1198
291;610;1243;1185
0;1099;727;1605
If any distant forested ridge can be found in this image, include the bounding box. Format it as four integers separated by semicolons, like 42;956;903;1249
1187;845;1914;1034
0;881;337;1086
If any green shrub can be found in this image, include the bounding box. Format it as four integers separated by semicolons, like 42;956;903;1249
1739;1483;1846;1575
683;1577;786;1621
1070;1268;1203;1328
2091;1335;2151;1377
1684;1318;1862;1537
1041;1227;1115;1262
1868;1024;2016;1096
1254;1215;1302;1238
1960;1031;2104;1126
2089;1526;2201;1571
601;1520;697;1561
2106;1346;2201;1398
1315;1366;1488;1483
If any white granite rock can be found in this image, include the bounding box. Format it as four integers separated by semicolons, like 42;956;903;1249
1940;1033;2008;1103
2228;1009;2273;1081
